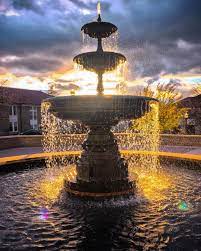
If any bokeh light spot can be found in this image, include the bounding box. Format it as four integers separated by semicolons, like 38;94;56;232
178;201;189;211
39;208;49;220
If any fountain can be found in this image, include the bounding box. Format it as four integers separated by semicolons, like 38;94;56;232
1;3;201;250
44;3;157;198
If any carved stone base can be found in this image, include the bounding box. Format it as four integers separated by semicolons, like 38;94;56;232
77;125;129;182
65;123;135;197
65;179;135;198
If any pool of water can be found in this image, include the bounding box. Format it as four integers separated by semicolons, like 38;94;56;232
0;165;201;250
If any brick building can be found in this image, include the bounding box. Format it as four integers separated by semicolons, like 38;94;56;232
0;87;51;135
179;94;201;134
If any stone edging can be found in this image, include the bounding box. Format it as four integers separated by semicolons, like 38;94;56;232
0;150;200;167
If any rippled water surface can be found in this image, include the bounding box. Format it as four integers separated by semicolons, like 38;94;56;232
0;165;201;250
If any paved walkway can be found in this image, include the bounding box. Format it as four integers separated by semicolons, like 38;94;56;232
160;146;201;155
0;146;200;159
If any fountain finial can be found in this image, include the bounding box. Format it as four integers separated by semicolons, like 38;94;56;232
97;1;101;15
97;1;102;22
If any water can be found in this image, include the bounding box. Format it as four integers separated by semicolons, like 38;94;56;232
41;102;87;169
114;101;160;172
41;100;160;173
82;30;118;52
80;29;128;95
0;164;200;250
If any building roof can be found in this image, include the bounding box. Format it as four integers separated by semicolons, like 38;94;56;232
179;94;201;109
0;87;52;105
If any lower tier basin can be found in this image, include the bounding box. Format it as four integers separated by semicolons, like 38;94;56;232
0;162;200;250
45;95;157;125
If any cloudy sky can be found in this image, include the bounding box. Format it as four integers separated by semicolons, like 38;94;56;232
0;0;201;96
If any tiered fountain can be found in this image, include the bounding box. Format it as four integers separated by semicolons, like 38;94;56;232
45;3;157;198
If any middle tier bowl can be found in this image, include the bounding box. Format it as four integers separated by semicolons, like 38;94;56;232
45;95;157;126
73;52;126;73
81;21;117;38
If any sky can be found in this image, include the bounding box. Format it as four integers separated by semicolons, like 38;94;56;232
0;0;201;96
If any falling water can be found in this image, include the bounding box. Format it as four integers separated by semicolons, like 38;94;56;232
43;32;160;175
41;13;160;194
41;102;86;170
40;98;160;205
74;62;84;72
103;31;119;52
81;23;119;52
81;30;96;51
113;100;160;172
41;100;159;169
80;30;127;95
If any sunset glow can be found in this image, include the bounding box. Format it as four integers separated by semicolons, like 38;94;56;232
49;61;127;95
1;68;200;97
0;0;200;97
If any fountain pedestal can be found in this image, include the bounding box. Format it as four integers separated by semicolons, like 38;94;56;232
66;123;134;195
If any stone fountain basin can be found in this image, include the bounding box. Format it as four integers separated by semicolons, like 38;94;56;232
45;95;157;125
73;52;126;73
81;21;117;38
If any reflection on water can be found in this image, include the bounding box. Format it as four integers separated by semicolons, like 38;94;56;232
33;165;76;206
0;164;201;250
135;168;173;202
33;165;173;206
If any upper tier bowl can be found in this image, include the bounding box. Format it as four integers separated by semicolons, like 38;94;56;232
44;95;158;126
81;21;117;38
73;52;126;73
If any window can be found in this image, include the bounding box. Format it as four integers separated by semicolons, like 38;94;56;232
187;118;196;126
9;105;17;116
9;105;18;132
30;106;38;129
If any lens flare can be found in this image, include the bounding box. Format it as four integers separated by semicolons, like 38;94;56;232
178;201;189;211
39;208;49;220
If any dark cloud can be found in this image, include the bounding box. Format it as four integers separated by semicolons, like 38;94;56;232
68;0;92;10
124;40;201;78
12;0;43;13
119;0;201;43
1;56;62;73
110;0;201;77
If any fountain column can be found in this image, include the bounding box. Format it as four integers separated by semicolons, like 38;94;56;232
97;72;104;95
69;122;133;193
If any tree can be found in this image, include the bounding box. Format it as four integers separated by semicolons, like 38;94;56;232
116;81;128;95
48;82;59;96
133;83;187;133
0;79;8;87
48;81;80;96
192;84;201;95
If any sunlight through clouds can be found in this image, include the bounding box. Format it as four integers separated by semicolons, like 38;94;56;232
0;0;200;95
